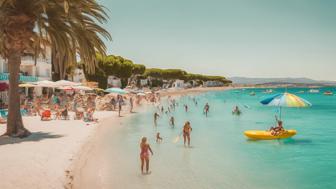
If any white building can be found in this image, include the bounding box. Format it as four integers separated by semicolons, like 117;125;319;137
140;79;148;87
0;53;52;82
71;68;86;83
204;80;224;87
107;75;122;88
0;54;52;104
172;79;185;88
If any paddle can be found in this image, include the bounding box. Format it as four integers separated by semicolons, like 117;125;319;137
173;132;183;143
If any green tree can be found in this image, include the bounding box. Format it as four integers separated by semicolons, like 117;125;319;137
0;0;111;137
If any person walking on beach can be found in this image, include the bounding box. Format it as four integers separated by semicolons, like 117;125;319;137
204;103;210;117
140;137;153;174
117;95;123;117
129;97;134;113
183;121;192;147
154;112;160;125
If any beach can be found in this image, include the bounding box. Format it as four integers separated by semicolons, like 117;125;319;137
0;86;230;189
0;111;120;189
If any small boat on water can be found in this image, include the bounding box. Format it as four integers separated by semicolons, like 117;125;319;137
309;89;319;93
263;89;273;94
297;90;305;94
244;130;297;140
324;91;333;96
249;92;256;96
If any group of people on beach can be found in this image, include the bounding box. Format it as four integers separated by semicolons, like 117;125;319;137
140;96;211;174
0;89;156;126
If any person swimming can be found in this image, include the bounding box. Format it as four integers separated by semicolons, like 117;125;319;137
183;121;192;147
156;132;163;143
140;137;153;174
232;106;241;115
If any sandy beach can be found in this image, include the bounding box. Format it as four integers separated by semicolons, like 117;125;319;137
0;111;119;189
0;86;231;189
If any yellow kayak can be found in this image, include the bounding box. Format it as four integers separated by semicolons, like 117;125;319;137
244;130;296;140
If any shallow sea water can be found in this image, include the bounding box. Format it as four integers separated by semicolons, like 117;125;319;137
98;88;336;189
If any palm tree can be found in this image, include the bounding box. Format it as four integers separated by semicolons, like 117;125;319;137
0;0;111;137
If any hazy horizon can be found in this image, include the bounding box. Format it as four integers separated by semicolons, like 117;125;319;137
98;0;336;81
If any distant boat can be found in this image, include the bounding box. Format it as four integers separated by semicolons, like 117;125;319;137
324;91;333;96
249;91;256;96
297;90;305;94
263;89;273;94
309;89;319;93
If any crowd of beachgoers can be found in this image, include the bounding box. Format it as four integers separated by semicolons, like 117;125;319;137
0;89;160;125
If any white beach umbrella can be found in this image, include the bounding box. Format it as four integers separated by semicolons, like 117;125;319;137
34;80;57;88
137;92;146;96
55;80;81;87
73;86;93;91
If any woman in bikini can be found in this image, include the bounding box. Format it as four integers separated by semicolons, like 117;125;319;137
140;137;153;174
183;121;192;147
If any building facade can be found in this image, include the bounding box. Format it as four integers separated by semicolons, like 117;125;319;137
0;54;52;104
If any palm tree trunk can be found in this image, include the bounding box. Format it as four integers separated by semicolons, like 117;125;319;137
5;52;30;137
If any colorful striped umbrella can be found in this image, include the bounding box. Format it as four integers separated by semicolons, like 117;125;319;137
260;92;312;119
260;92;312;107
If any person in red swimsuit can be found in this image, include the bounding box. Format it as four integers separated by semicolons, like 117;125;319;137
183;121;192;147
140;137;153;174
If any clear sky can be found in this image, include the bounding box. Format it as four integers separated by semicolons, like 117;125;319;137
98;0;336;81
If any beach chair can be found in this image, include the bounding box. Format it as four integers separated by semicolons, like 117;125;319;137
41;110;52;121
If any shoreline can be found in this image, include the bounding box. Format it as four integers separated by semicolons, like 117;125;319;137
70;86;234;189
0;86;233;189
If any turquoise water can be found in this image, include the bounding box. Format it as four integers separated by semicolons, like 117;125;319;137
100;88;336;189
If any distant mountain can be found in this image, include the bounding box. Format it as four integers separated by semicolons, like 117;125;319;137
229;77;336;85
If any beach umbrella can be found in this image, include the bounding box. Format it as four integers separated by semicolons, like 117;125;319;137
34;80;57;88
57;86;74;90
137;92;146;96
105;87;128;94
260;92;312;118
73;86;93;91
19;83;36;88
55;80;81;87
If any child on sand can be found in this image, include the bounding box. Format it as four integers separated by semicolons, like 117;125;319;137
140;137;153;174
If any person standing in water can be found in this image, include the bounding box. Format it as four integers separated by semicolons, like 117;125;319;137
140;137;153;174
184;104;188;112
183;121;192;147
204;103;210;117
154;112;160;125
170;116;175;127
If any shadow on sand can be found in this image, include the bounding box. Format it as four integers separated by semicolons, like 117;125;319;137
0;132;64;146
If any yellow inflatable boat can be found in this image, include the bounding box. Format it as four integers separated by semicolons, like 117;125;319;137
244;130;296;140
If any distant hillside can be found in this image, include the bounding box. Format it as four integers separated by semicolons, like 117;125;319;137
229;77;336;85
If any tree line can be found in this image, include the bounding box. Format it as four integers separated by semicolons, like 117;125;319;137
83;54;231;88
